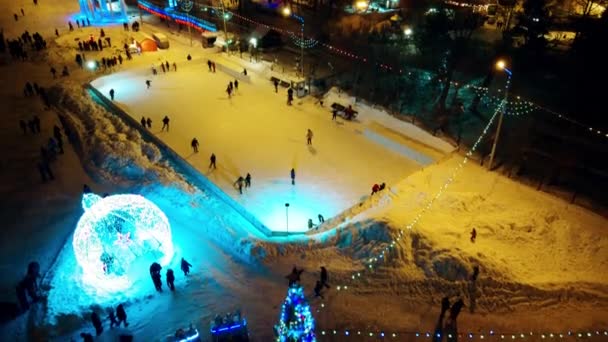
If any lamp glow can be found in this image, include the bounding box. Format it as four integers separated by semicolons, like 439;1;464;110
355;0;369;10
282;7;291;16
496;60;506;70
86;60;97;70
249;37;257;48
73;193;174;293
404;28;413;36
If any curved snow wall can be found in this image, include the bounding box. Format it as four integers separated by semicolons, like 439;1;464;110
85;84;274;237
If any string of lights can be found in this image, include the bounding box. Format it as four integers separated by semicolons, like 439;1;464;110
316;329;608;340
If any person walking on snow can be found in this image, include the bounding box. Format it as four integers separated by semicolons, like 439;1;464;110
209;153;216;169
191;138;199;153
470;228;477;243
116;304;128;327
91;311;103;335
234;79;239;91
173;62;177;71
274;79;279;93
166;269;175;291
108;307;118;328
181;258;192;276
146;80;151;89
320;266;330;288
290;168;295;185
234;176;244;194
245;173;251;187
140;117;146;127
306;129;313;145
226;85;232;98
286;266;304;286
109;89;115;100
371;183;380;195
162;116;170;131
146;118;152;129
207;60;212;71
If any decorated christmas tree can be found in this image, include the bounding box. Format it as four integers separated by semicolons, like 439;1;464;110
274;284;317;342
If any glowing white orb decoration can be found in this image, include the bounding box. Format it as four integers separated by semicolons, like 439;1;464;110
73;193;174;293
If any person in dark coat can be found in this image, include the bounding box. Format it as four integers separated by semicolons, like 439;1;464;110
245;173;251;187
320;266;330;288
166;269;175;291
181;258;192;276
80;332;94;342
116;304;128;327
161;116;170;131
91;311;103;335
274;79;279;93
141;117;146;127
371;183;380;195
449;298;464;321
290;168;295;185
470;228;477;243
318;214;325;223
207;60;212;71
209;153;216;169
109;89;115;100
146;118;152;128
108;307;118;328
234;176;244;194
150;262;162;291
191;138;199;153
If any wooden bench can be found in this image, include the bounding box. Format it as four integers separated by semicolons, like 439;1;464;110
331;102;358;120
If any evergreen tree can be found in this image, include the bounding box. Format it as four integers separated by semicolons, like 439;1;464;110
274;284;316;342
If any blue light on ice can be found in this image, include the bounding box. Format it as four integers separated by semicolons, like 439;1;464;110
73;193;174;293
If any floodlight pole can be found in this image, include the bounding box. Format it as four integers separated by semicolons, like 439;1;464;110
488;67;512;171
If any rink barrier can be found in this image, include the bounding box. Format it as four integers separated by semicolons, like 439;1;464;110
85;84;277;238
215;62;252;84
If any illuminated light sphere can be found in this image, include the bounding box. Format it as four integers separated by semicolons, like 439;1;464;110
73;193;174;293
86;60;97;70
282;7;291;16
496;60;506;70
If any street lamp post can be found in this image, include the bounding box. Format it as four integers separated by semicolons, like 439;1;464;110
285;203;290;234
488;60;512;171
282;7;304;78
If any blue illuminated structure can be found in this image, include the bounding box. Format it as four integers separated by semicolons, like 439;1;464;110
78;0;128;22
73;193;174;293
275;284;316;341
138;0;217;32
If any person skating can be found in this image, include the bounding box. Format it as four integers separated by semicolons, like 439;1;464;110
371;183;380;195
245;173;251;187
332;109;338;121
173;62;177;71
161;63;166;73
229;81;233;92
290;168;295;185
313;280;324;299
91;311;103;335
80;332;94;342
212;62;216;72
55;28;59;37
318;214;325;224
242;68;247;75
146;80;151;89
379;182;386;191
209;153;216;169
109;89;115;101
274;79;279;93
207;60;212;71
165;61;170;71
187;54;192;61
320;266;330;288
234;176;244;194
470;228;477;243
162;116;170;132
146;118;152;129
68;21;73;31
141;117;146;127
108;307;118;328
226;85;232;98
306;129;313;145
14;13;18;21
234;79;239;91
180;258;192;276
191;138;199;153
166;269;175;291
116;304;128;327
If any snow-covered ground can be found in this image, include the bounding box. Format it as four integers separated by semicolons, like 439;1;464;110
1;1;607;341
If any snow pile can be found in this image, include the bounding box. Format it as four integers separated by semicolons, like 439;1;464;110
47;84;190;189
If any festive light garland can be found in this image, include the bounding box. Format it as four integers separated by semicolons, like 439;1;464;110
316;329;608;339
